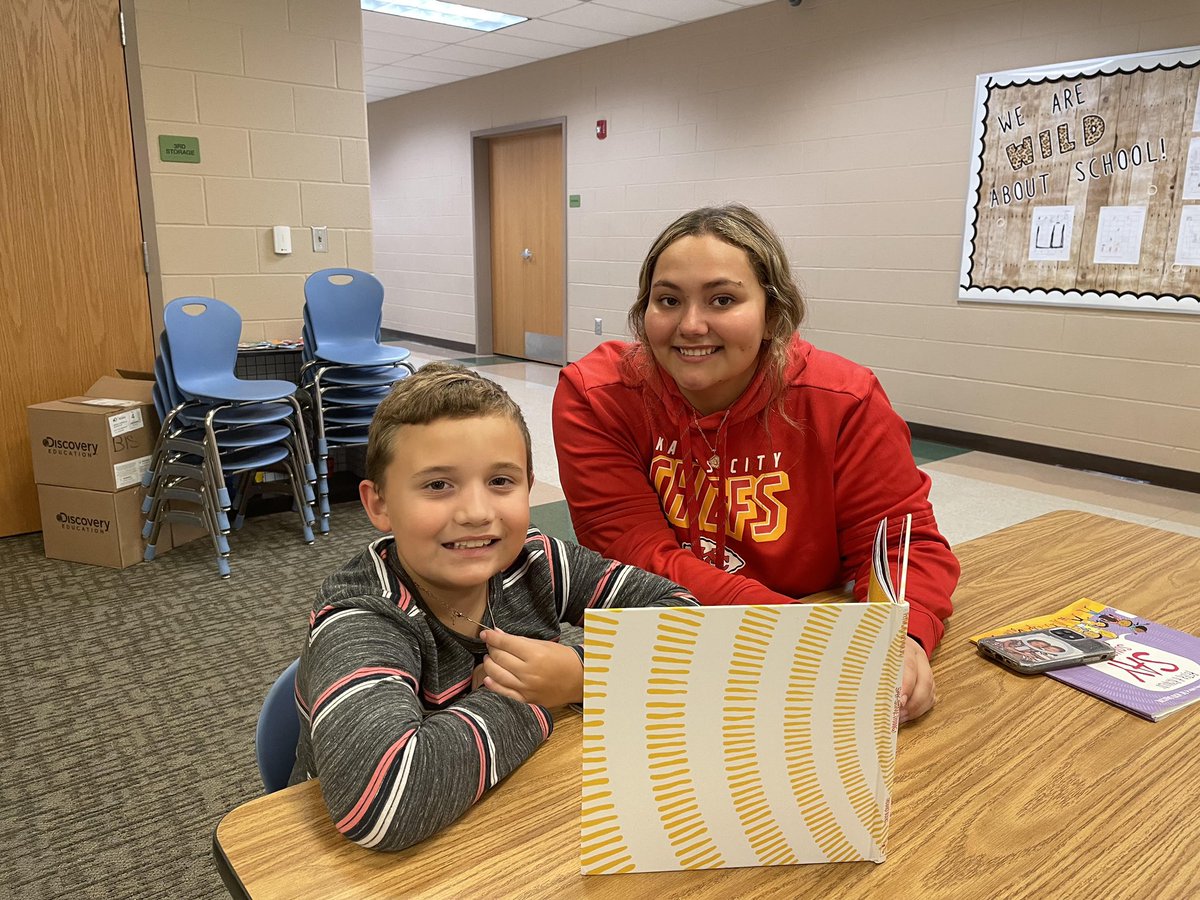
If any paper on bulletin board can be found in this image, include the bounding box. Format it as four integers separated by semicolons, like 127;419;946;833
1028;206;1074;261
1093;206;1147;265
581;600;907;875
1183;137;1200;200
1175;207;1200;267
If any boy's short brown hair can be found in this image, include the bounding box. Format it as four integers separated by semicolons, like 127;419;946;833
364;362;534;487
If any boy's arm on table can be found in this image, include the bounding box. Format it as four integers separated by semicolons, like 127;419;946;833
301;603;551;852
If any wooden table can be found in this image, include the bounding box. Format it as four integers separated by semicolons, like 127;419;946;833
214;511;1200;898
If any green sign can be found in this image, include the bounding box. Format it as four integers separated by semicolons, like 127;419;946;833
568;194;580;208
158;135;200;163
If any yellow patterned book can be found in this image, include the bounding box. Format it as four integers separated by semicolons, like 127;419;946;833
580;518;911;874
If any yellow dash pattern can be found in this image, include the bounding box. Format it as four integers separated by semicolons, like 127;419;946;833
783;605;860;861
645;607;724;870
831;604;893;853
873;607;907;841
722;606;799;866
581;611;634;874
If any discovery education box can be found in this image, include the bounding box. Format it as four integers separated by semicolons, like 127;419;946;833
27;374;158;492
36;483;154;569
27;372;201;567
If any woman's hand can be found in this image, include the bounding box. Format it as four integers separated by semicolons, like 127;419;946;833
899;636;936;724
477;628;584;708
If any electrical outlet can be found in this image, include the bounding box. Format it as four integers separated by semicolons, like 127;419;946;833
312;226;328;253
594;317;603;335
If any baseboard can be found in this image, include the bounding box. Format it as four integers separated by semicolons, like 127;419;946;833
381;329;475;355
908;423;1199;495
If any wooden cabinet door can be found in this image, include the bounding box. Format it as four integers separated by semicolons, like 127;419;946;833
0;0;154;537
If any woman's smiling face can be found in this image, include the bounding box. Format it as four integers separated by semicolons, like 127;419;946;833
642;233;768;415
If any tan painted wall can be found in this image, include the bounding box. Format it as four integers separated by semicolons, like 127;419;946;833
367;0;1200;473
131;0;370;341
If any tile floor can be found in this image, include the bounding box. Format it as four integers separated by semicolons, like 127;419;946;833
398;340;1200;547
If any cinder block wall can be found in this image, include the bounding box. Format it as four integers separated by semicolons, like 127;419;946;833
132;0;370;341
367;0;1200;472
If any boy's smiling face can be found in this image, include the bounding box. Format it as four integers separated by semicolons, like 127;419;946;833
360;414;531;606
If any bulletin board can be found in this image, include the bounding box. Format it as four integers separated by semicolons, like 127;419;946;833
960;45;1200;314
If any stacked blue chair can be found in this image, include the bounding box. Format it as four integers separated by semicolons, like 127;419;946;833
141;297;318;577
301;268;414;532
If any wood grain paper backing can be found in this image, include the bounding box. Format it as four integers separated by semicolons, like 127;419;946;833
581;603;907;875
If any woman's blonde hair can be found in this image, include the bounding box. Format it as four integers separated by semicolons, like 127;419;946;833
365;362;533;488
627;204;805;402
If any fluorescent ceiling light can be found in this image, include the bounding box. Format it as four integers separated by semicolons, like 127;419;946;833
360;0;526;32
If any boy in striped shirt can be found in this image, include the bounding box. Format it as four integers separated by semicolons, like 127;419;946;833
291;363;695;851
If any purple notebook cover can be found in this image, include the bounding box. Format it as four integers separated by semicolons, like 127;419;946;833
1048;608;1200;721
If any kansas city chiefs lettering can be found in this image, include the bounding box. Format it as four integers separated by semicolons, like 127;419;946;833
649;454;788;542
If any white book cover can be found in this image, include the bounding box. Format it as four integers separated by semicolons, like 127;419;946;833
581;518;910;874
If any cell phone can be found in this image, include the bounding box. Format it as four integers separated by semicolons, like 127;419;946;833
977;627;1116;674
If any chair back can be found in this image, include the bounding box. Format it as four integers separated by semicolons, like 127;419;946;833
255;658;301;793
304;268;384;347
154;344;186;409
163;297;242;396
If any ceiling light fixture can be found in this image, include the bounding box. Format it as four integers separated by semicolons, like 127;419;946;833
360;0;526;32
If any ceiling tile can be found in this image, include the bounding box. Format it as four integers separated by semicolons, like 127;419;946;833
362;9;475;43
500;18;624;50
423;44;540;68
589;0;742;22
361;30;447;52
544;4;682;35
457;31;579;59
359;0;778;102
363;47;414;66
394;56;499;77
369;65;461;86
485;1;583;16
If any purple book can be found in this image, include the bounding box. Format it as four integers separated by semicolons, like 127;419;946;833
1047;605;1200;721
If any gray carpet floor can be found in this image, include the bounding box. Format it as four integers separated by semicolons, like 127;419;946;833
0;501;384;899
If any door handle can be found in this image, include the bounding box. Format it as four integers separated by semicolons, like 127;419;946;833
521;248;533;261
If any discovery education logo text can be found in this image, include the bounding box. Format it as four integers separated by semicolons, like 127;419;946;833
42;436;99;457
55;512;111;533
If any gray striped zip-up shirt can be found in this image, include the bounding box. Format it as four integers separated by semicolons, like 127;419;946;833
290;526;696;851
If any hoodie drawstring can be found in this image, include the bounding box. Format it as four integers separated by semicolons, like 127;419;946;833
683;413;729;571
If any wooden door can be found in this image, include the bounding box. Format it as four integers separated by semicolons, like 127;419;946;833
0;0;154;537
488;127;564;363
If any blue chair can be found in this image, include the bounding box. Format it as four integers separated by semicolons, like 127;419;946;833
256;658;301;794
300;270;414;532
165;298;302;402
141;300;319;575
303;268;411;366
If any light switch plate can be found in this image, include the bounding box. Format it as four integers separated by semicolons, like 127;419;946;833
312;226;328;252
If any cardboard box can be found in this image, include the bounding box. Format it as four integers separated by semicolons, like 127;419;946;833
27;373;159;491
37;483;155;569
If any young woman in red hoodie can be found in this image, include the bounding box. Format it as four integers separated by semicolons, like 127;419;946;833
552;203;960;722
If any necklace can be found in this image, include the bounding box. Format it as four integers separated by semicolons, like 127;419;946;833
387;552;496;635
448;598;494;632
431;587;494;635
693;409;730;473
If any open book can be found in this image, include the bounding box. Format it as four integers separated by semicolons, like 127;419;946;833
580;517;911;874
970;598;1200;722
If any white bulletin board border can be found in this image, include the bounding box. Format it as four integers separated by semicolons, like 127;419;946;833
960;45;1200;315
